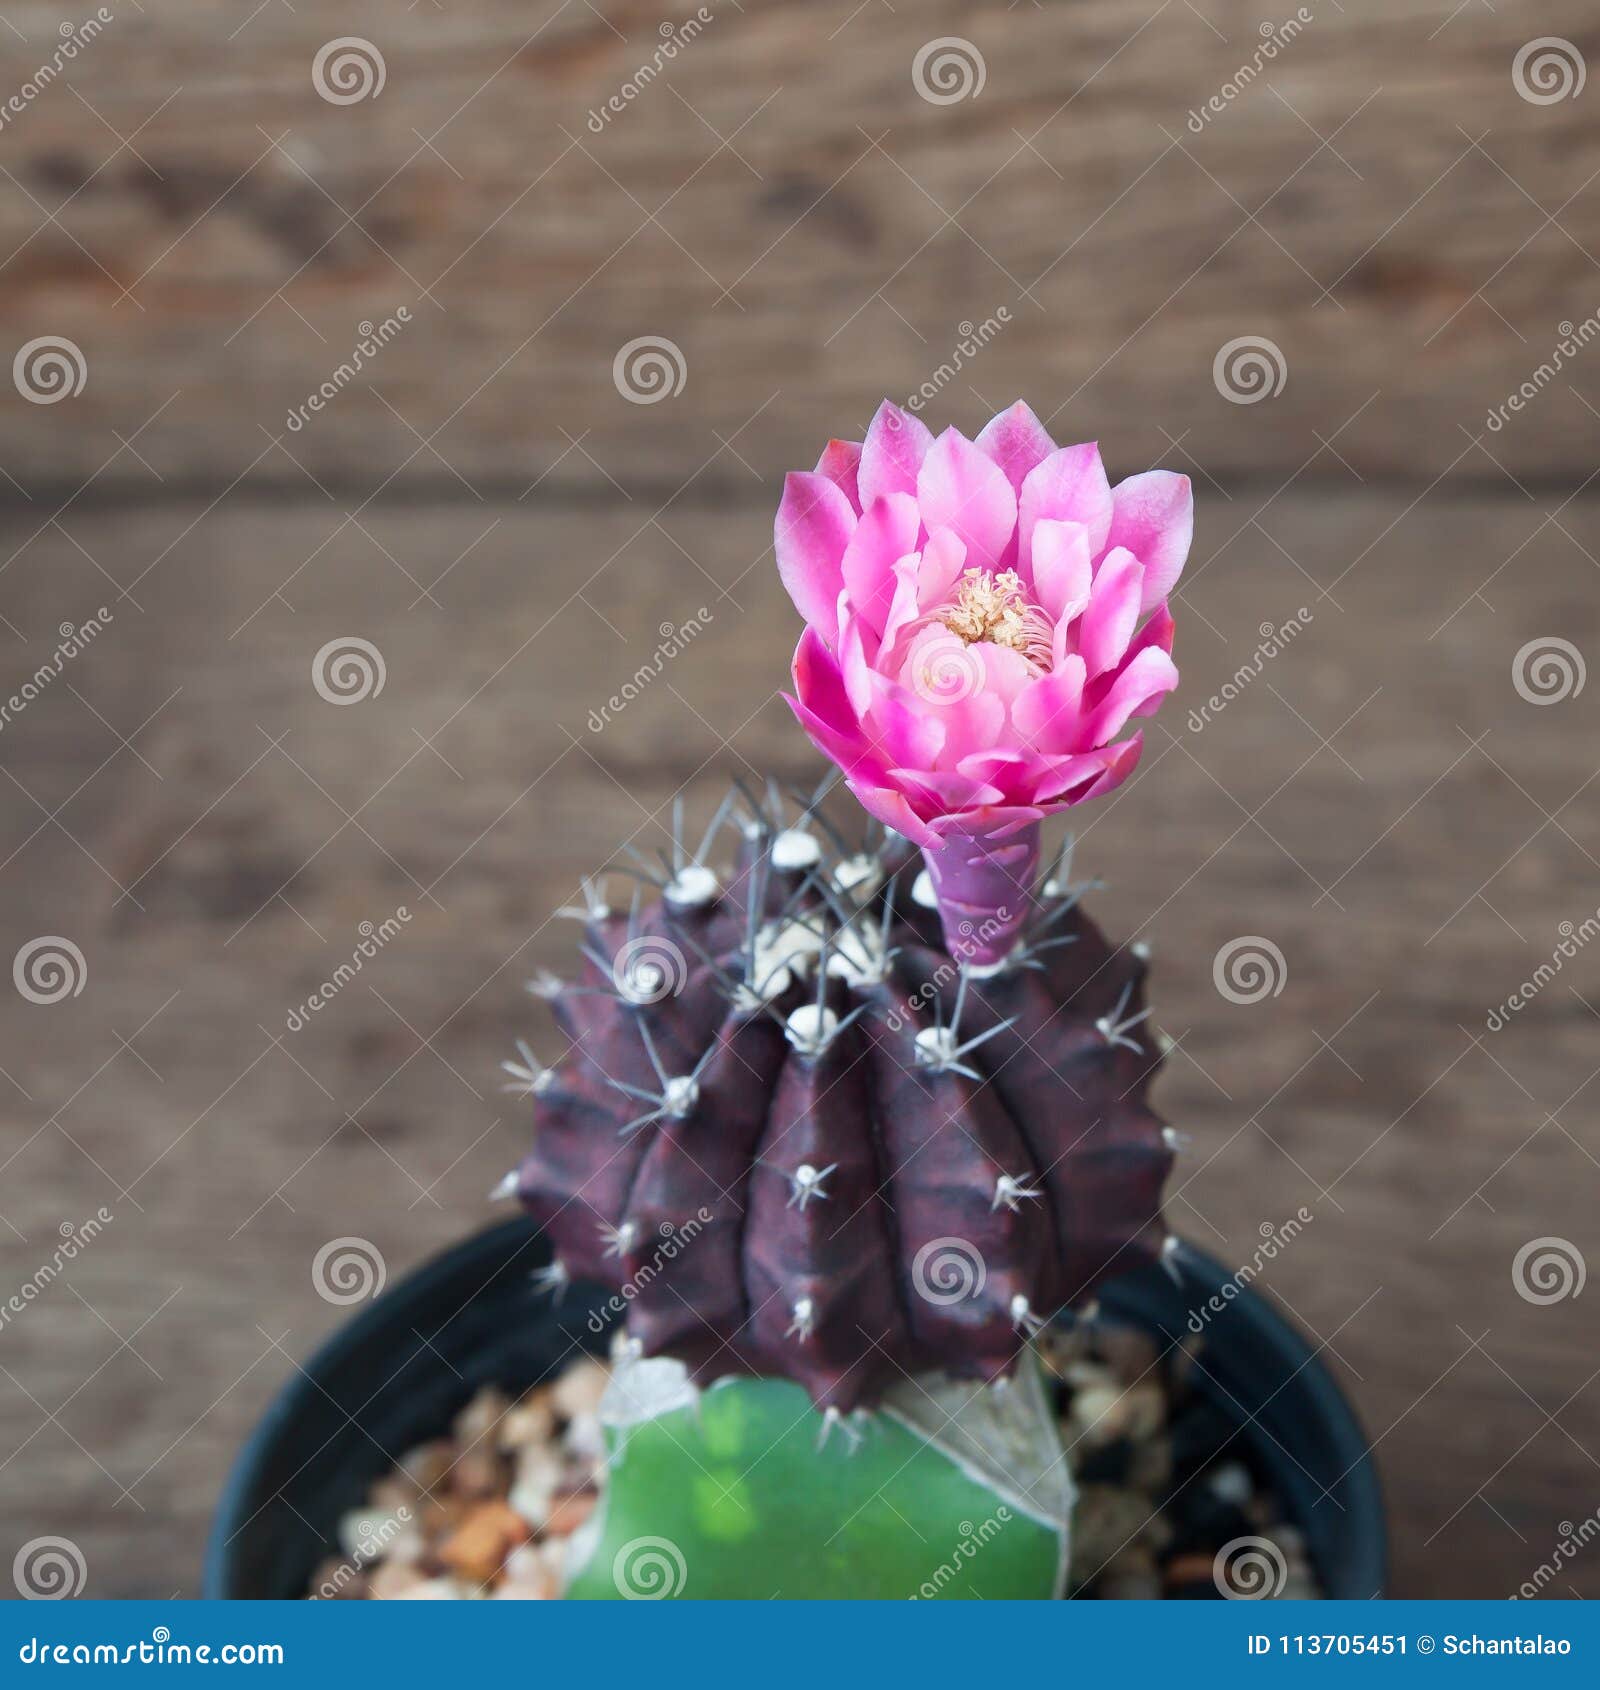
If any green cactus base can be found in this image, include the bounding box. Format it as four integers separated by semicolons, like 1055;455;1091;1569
564;1362;1071;1601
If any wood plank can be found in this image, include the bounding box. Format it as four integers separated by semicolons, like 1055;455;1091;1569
0;1;1597;489
0;485;1597;1596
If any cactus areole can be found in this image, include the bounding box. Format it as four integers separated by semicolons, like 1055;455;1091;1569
500;401;1194;1422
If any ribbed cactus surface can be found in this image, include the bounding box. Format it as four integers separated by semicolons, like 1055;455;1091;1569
503;784;1172;1411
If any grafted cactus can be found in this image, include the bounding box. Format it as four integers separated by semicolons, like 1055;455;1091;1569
500;782;1173;1414
493;399;1193;1599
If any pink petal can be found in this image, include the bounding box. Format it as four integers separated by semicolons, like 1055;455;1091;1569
791;626;857;736
865;683;947;769
813;438;862;512
847;780;941;848
1079;647;1179;745
838;612;879;720
841;492;920;638
1018;443;1113;566
926;803;1046;841
1012;655;1087;752
975;401;1057;491
916;428;1019;573
787;692;878;781
915;528;967;612
974;641;1034;708
890;768;1006;811
1030;518;1092;623
880;554;931;663
775;471;856;647
1077;548;1144;678
1107;471;1192;611
930;690;1007;764
858;401;934;509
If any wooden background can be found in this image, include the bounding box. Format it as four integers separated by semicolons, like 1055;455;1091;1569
1;0;1599;1601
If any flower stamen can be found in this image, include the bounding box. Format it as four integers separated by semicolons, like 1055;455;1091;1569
939;568;1053;670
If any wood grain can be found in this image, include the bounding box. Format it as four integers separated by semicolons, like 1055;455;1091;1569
0;483;1597;1596
1;0;1598;489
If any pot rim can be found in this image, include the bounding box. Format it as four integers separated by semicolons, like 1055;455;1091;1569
204;1220;1385;1599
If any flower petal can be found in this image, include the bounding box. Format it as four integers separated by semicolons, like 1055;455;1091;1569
1018;443;1113;566
915;528;967;612
858;401;934;508
813;438;863;512
1079;646;1179;745
1107;471;1192;611
841;492;920;638
1077;547;1143;678
847;780;941;848
1030;518;1092;623
1012;655;1087;753
775;471;856;647
916;428;1019;573
975;401;1056;491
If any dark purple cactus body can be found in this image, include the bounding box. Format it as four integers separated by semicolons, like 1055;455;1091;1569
505;785;1173;1411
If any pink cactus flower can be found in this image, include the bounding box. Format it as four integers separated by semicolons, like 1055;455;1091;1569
779;400;1190;966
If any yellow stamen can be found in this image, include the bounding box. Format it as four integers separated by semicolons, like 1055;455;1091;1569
939;569;1053;670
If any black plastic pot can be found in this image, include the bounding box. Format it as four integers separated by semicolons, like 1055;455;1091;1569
205;1220;1385;1599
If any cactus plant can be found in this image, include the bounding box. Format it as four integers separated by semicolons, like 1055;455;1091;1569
496;400;1193;1599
